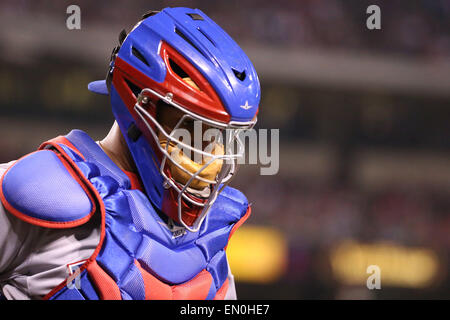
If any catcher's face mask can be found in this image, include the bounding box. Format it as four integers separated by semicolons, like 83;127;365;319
134;85;254;232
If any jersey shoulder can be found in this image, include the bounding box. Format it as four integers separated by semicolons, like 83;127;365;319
0;149;96;229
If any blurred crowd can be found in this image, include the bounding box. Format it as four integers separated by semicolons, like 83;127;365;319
238;175;450;251
220;0;450;59
1;0;449;59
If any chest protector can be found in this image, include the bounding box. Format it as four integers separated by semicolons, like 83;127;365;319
0;130;251;300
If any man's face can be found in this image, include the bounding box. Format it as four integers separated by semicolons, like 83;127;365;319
155;101;225;191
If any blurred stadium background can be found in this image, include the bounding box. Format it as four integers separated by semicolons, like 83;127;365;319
0;0;449;299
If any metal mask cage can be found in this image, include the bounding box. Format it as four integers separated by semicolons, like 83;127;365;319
134;87;256;232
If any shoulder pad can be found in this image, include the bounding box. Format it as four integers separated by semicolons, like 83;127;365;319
0;150;97;228
220;186;249;208
207;186;249;227
197;186;251;260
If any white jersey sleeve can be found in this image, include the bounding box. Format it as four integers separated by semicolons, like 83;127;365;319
223;254;237;300
224;268;237;300
0;161;100;300
0;161;27;275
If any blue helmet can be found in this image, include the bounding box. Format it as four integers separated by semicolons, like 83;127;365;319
88;7;261;231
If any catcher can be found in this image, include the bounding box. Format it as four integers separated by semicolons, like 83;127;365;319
0;7;260;300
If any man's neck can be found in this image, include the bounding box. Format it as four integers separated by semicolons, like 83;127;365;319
98;122;137;174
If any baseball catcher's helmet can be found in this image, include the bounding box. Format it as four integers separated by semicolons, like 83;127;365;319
88;7;260;231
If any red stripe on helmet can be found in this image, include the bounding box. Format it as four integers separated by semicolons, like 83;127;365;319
113;42;231;124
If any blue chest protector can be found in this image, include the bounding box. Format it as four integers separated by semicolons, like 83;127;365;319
0;130;250;300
